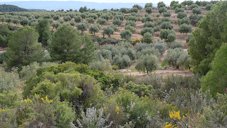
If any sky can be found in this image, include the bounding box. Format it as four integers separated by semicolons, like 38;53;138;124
0;0;213;10
0;0;190;4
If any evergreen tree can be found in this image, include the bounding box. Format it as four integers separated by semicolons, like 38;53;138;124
50;25;94;64
201;44;227;96
36;19;51;47
189;2;227;75
5;27;44;68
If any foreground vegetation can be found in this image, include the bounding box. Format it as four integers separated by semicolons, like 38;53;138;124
0;1;226;128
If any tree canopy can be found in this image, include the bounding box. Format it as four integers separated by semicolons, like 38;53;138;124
201;44;227;96
50;25;95;64
36;19;51;47
189;2;227;75
5;27;45;68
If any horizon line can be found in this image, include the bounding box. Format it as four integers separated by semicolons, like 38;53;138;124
0;0;161;4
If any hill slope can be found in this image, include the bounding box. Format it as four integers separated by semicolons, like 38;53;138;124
0;4;27;12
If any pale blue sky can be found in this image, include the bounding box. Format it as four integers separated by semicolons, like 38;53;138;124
0;0;211;4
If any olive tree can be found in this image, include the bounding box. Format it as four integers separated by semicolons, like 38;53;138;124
160;29;176;42
103;27;114;38
77;22;87;34
120;30;132;41
89;24;99;36
135;54;158;74
142;32;153;44
179;24;192;34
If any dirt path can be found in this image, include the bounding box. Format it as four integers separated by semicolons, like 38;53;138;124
119;69;193;77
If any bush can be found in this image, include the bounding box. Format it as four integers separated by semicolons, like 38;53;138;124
89;60;112;71
143;22;154;28
125;25;135;33
145;3;152;8
154;42;166;54
74;16;82;23
179;23;192;34
189;14;202;26
135;54;158;74
175;8;184;13
192;7;201;14
137;47;160;58
86;17;95;23
0;24;11;47
0;68;20;92
20;18;29;26
77;22;87;34
127;16;137;22
97;18;107;25
158;7;167;13
14;96;75;128
131;8;138;13
142;32;153;44
126;20;136;27
63;16;71;22
120;30;132;40
177;12;187;19
141;27;153;36
163;12;171;17
205;4;213;10
169;41;183;49
24;63;105;109
164;48;190;69
19;62;57;81
89;24;99;35
113;18;122;26
103;27;114;38
178;17;190;25
113;55;131;69
158;2;166;8
142;16;153;23
76;107;112;128
160;22;173;29
160;29;176;42
145;7;152;14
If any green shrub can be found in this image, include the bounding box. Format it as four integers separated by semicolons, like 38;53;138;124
160;21;173;29
24;63;104;109
164;48;190;69
141;27;153;36
89;60;112;71
201;44;227;96
97;18;107;25
142;32;153;44
177;12;187;19
120;30;132;40
160;29;176;42
135;54;158;74
76;107;112;128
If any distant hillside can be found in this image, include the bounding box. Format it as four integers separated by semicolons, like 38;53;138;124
0;4;27;12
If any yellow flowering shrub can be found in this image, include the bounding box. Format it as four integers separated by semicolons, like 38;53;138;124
115;105;120;114
23;98;32;104
41;96;53;104
169;111;181;120
0;108;6;113
164;122;175;128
